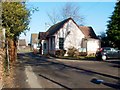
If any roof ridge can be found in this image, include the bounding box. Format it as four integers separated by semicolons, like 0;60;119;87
46;17;72;37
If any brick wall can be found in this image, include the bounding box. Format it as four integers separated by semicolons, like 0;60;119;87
0;49;5;89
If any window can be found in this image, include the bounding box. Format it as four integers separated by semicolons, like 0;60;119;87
44;43;46;49
59;38;64;49
50;38;52;49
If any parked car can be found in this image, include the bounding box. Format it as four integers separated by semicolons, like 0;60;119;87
95;47;120;61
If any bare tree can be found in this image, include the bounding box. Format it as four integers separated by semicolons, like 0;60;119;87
47;3;84;25
47;9;60;25
61;3;84;25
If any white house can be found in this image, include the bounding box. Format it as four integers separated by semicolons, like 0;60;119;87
38;18;100;56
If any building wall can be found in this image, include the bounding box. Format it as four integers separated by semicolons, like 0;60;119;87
42;19;100;56
87;39;100;55
30;34;38;47
54;19;85;51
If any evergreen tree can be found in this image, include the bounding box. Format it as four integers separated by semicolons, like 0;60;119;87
2;2;30;62
106;1;120;49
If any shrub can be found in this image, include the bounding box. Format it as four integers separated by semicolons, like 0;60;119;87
55;50;66;57
79;52;87;56
67;47;79;57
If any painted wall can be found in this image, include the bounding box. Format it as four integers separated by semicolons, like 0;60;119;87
87;39;100;55
54;19;85;51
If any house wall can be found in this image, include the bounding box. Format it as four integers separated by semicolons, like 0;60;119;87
87;39;100;55
42;19;100;56
54;19;85;52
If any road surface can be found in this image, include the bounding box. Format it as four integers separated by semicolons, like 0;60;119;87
13;52;119;89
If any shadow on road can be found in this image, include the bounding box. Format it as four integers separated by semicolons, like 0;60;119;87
106;60;120;68
91;78;120;89
17;52;120;89
39;74;72;90
18;52;120;80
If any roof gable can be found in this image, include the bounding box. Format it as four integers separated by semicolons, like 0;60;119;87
79;26;98;39
38;32;46;40
46;18;74;37
38;18;98;40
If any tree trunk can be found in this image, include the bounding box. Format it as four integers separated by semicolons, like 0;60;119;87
8;39;17;64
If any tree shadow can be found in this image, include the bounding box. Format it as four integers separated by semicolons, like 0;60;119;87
18;52;120;80
38;74;71;90
102;82;120;89
17;52;120;89
106;60;120;68
91;78;120;89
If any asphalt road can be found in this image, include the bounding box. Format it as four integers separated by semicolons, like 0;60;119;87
16;52;120;89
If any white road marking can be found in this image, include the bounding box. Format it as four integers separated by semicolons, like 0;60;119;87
25;66;42;88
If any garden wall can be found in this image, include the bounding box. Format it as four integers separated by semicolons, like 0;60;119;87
0;49;5;89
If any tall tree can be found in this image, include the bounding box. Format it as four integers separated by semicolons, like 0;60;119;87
47;3;84;25
106;1;120;49
61;3;84;25
2;2;30;62
98;32;109;47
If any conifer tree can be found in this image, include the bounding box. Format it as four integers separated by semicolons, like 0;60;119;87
106;1;120;49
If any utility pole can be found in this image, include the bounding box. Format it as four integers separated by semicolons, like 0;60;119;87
6;40;9;70
3;28;9;70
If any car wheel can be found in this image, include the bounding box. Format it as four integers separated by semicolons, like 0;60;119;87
102;55;107;61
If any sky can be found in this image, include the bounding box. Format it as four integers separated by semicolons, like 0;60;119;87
19;1;117;44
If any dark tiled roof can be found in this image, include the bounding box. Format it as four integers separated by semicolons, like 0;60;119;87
79;26;98;39
46;18;72;37
38;18;73;40
38;32;46;40
38;18;98;40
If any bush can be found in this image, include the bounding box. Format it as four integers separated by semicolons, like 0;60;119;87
55;50;66;57
79;52;87;56
67;47;79;57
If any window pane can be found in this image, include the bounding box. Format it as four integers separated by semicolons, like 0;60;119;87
44;43;46;49
59;38;64;49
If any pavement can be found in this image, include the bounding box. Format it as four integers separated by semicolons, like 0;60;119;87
25;66;42;88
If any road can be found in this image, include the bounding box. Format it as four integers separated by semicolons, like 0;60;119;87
14;52;119;89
